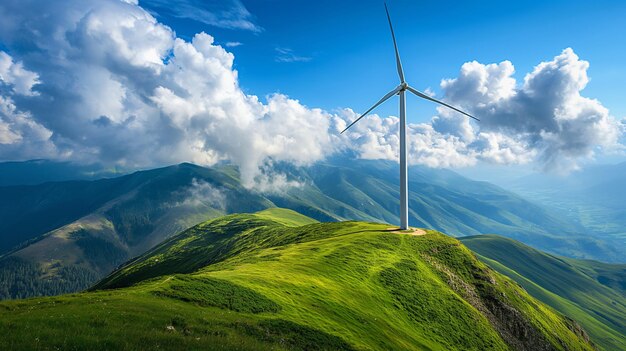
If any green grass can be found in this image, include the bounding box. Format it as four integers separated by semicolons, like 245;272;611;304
154;275;281;313
461;234;626;351
5;160;622;302
253;208;319;227
1;210;596;350
0;291;351;351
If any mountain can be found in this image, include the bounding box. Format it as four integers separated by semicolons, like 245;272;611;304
0;163;274;299
460;235;626;351
505;162;626;254
1;158;621;300
301;160;591;249
0;159;126;186
0;162;278;255
0;210;595;350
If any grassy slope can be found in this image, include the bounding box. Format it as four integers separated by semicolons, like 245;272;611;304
3;160;621;300
0;163;274;299
1;210;593;350
253;208;319;227
460;235;625;350
302;161;620;262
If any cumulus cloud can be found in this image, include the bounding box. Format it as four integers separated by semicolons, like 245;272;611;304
0;96;57;156
0;101;22;144
342;48;623;173
0;52;40;96
0;0;621;188
0;51;54;153
443;48;621;172
339;110;478;168
0;0;331;188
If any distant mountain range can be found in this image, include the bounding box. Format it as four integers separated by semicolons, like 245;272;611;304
507;162;626;252
0;210;598;350
0;159;127;186
0;158;623;301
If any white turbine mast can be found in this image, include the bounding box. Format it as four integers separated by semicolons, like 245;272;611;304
341;2;479;230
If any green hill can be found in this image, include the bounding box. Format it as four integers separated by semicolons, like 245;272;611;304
460;235;626;350
1;210;595;350
2;159;619;300
0;163;274;299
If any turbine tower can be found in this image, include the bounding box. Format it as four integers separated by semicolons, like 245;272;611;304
341;3;479;230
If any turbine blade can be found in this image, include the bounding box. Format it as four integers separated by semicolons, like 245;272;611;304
341;87;400;134
385;3;405;83
406;86;480;121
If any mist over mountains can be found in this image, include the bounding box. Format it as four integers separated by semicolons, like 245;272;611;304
505;162;626;256
1;157;624;301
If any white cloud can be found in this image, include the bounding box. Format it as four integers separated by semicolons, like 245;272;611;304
150;34;334;186
275;48;312;63
67;2;174;71
423;87;436;97
178;178;226;209
0;95;56;158
249;161;305;194
0;52;40;96
0;96;23;144
0;51;52;154
0;0;621;186
140;0;262;32
447;48;622;172
341;48;623;173
338;110;477;168
0;0;330;188
225;41;243;47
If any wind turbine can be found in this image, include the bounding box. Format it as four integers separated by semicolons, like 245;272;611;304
341;3;479;230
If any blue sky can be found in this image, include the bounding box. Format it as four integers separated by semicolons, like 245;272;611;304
0;0;624;185
146;0;626;123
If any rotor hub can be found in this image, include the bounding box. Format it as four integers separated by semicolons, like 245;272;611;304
399;82;408;91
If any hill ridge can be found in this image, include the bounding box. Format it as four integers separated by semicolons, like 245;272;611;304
1;159;622;302
49;210;595;351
